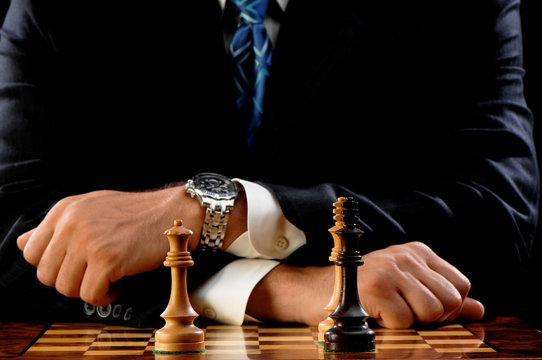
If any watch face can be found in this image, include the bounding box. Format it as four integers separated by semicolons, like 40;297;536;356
194;173;238;199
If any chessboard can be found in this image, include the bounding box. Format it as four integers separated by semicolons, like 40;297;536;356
21;322;497;359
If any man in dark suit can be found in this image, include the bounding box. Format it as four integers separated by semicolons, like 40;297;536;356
0;0;538;327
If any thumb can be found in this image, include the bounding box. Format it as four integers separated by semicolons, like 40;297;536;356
459;297;485;321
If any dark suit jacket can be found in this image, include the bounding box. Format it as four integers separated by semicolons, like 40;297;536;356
0;0;538;326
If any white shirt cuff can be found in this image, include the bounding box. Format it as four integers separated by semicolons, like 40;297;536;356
190;258;280;325
189;179;305;324
227;179;306;259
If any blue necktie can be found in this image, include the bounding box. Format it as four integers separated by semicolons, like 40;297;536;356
229;0;273;149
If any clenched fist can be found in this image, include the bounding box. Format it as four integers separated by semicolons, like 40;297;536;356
16;187;205;306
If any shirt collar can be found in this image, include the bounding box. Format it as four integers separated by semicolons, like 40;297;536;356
218;0;288;12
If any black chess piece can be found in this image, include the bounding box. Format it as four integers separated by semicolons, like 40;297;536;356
324;198;376;353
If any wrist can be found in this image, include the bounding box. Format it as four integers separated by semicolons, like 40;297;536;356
176;184;206;251
181;176;248;252
221;185;247;250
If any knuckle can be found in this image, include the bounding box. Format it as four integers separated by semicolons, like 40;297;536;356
80;287;100;306
80;285;112;307
447;291;464;312
36;269;55;287
457;277;472;298
54;195;78;212
386;243;425;265
56;281;80;299
393;250;416;266
61;201;86;225
406;241;431;254
22;248;40;266
359;269;393;296
52;198;68;212
417;301;445;324
439;286;466;321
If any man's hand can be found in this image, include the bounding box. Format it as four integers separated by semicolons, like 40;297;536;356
16;186;207;306
358;242;484;328
246;241;484;328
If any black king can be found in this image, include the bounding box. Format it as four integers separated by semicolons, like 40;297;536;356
324;198;376;353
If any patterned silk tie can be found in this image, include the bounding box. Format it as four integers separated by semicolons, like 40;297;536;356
229;0;273;149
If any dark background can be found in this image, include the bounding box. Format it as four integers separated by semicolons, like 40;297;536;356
520;0;542;330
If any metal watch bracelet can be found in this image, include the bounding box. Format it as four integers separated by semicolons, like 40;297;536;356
199;199;235;252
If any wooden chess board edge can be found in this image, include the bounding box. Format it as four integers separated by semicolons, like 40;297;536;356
20;322;502;357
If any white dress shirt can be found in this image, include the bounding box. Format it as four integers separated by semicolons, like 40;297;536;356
190;0;303;325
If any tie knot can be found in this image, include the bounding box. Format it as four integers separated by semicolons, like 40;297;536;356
230;0;270;24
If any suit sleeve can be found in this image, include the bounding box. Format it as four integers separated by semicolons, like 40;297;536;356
0;0;238;326
0;0;76;321
263;0;538;316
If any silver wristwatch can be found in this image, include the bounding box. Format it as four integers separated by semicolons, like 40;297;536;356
186;173;238;252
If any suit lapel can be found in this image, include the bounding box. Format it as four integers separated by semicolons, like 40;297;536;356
264;0;450;121
266;0;366;120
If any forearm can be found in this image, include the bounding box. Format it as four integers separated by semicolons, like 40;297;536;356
246;243;484;329
246;264;334;325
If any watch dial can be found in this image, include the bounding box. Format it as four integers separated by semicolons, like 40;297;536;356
201;178;229;194
195;173;237;197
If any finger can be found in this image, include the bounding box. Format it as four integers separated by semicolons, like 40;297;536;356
424;250;472;300
392;250;462;323
443;297;485;323
426;263;472;322
17;229;35;251
359;269;416;329
367;292;416;329
21;226;56;266
398;273;447;324
412;244;472;321
429;264;471;302
458;297;485;321
35;231;70;288
20;198;73;266
55;255;87;299
80;265;119;307
413;267;464;322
